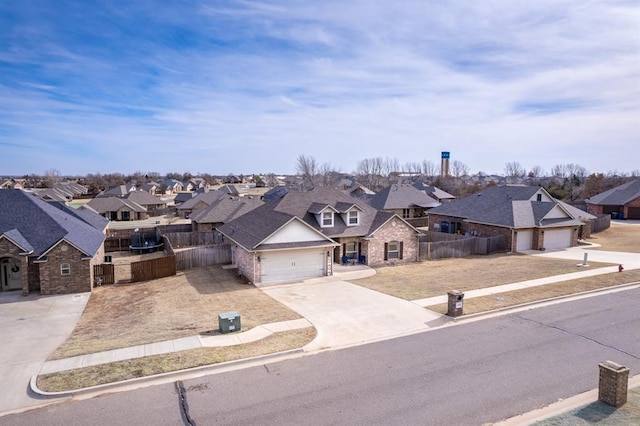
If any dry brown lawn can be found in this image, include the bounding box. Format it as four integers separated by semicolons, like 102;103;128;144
50;265;302;360
584;222;640;253
428;269;640;315
352;255;613;301
39;327;316;392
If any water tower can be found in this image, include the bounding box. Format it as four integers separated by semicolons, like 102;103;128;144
441;151;450;177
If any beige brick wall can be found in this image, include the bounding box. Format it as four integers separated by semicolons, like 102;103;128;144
368;219;418;266
39;243;93;295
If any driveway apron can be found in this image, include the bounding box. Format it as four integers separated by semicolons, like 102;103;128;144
262;280;447;351
0;292;89;414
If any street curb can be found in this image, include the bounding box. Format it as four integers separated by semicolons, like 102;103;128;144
30;347;305;398
453;280;640;322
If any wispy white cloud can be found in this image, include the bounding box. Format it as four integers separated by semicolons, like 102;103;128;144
0;0;637;175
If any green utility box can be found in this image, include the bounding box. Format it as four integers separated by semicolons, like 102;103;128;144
218;311;241;334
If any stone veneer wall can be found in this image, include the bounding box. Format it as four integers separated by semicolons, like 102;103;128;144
367;219;418;266
39;243;93;295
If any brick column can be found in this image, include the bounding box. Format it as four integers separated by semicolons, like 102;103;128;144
598;360;629;407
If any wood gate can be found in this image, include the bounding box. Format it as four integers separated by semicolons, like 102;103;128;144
93;263;115;286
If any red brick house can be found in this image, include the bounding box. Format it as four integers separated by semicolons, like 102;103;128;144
217;187;421;285
0;190;106;295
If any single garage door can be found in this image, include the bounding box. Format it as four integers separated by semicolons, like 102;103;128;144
628;207;640;220
516;230;533;252
544;229;572;250
260;248;326;283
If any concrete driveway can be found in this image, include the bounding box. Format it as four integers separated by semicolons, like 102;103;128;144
0;291;89;414
262;277;448;352
531;246;640;270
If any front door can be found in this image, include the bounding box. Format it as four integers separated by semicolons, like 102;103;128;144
1;258;23;291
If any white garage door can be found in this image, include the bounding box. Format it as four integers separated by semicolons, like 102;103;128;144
516;230;533;252
261;249;326;283
544;229;572;250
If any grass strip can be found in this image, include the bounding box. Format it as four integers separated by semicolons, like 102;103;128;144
38;328;316;393
427;270;640;316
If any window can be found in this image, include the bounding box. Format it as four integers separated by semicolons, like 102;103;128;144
60;263;71;275
348;210;359;225
536;194;542;202
402;209;411;219
345;242;358;259
385;241;403;260
322;211;334;227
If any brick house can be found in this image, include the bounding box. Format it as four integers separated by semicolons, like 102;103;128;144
0;190;107;295
427;185;593;252
217;187;421;285
585;179;640;220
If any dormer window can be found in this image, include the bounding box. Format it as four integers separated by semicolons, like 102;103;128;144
348;210;359;225
322;211;334;227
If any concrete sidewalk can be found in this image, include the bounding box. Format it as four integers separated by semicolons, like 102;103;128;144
40;318;312;375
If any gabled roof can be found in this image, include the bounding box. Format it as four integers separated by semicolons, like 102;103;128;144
49;201;110;232
427;185;584;229
586;179;640;206
126;190;166;207
418;185;456;201
218;187;411;250
0;190;104;258
368;184;440;210
101;184;134;197
87;197;146;213
190;196;264;225
177;190;226;210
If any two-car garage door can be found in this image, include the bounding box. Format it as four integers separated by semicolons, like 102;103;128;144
260;248;326;284
544;229;572;250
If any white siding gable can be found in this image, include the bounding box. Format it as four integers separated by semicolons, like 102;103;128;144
263;219;328;244
530;189;554;202
544;205;571;219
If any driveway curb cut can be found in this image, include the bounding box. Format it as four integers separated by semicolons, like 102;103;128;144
30;347;305;398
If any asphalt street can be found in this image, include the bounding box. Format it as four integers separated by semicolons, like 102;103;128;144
2;288;639;426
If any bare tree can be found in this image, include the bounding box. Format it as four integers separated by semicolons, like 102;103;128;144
528;165;544;178
551;164;568;178
43;168;61;187
504;161;526;178
296;154;319;190
421;160;437;177
451;160;469;180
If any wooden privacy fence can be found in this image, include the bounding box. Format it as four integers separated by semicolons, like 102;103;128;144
175;244;232;270
419;235;506;260
131;255;176;282
163;232;220;247
591;214;611;234
419;231;466;243
93;263;115;285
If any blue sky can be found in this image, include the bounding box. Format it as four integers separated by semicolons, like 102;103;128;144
1;0;638;176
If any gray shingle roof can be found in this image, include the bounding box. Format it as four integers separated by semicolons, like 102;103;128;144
87;197;146;213
428;185;584;229
586;179;640;206
218;187;403;250
190;196;264;225
368;184;440;210
0;190;104;257
177;190;226;210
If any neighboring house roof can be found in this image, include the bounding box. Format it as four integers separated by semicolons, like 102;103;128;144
345;184;375;196
586;179;640;206
262;186;289;202
0;190;104;258
177;190;226;211
368;184;441;210
219;184;240;196
87;197;146;213
173;192;195;204
190;196;264;225
33;188;71;202
140;182;159;192
126;190;166;208
49;201;110;232
163;179;183;188
101;184;134;197
218;187;411;251
427;185;584;229
417;185;456;202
